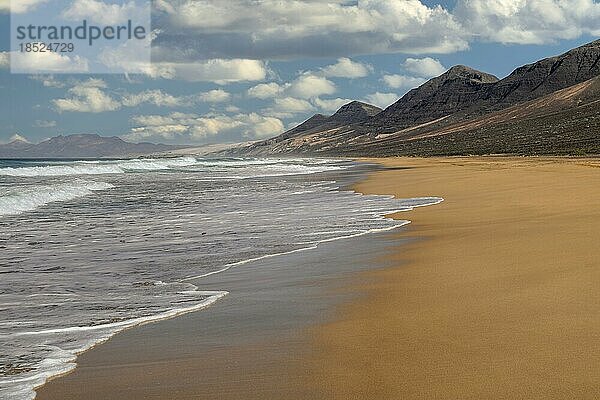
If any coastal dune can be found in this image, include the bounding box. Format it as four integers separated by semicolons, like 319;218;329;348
306;157;600;399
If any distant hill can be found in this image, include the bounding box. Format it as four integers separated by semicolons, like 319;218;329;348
272;101;381;142
242;101;382;154
0;134;182;159
228;39;600;157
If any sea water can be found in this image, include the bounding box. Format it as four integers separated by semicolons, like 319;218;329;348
0;157;441;399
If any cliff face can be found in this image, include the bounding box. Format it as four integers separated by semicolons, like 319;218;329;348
228;39;600;157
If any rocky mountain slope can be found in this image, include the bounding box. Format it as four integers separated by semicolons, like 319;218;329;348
0;134;181;159
271;101;381;142
231;39;600;157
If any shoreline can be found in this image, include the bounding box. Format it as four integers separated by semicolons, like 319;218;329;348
33;161;426;400
36;156;600;399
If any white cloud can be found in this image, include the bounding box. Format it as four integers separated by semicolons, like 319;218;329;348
248;75;335;103
248;83;285;99
157;0;468;59
225;105;241;113
312;97;354;114
53;79;120;113
287;74;336;99
321;58;372;78
152;0;600;60
30;75;66;88
402;57;447;78
454;0;600;44
264;97;315;118
53;80;232;113
121;90;188;107
364;92;399;109
382;74;427;89
62;0;143;25
131;113;193;127
33;120;57;128
0;52;8;68
147;59;268;84
8;51;89;73
125;112;284;143
0;0;47;13
198;89;231;103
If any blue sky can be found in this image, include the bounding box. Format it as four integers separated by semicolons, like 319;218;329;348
0;0;599;145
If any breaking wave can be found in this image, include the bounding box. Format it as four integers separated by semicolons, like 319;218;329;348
0;181;113;216
0;157;198;177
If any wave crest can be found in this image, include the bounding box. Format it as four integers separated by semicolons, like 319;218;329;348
0;181;113;216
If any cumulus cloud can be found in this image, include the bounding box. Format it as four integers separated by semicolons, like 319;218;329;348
33;120;58;128
198;89;231;103
153;0;468;59
0;0;47;13
321;58;372;78
382;74;427;90
125;112;284;143
53;79;120;113
364;92;399;109
381;57;446;92
454;0;600;44
146;59;268;84
248;74;335;102
248;83;285;99
264;97;315;118
287;75;336;99
0;52;8;68
30;75;66;88
7;51;89;73
121;90;188;108
402;57;447;78
151;0;600;59
312;97;355;114
53;80;223;113
62;0;144;25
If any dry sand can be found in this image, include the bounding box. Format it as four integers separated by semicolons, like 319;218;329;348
305;157;600;399
37;157;600;399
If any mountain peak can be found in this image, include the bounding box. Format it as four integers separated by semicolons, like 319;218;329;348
332;101;382;118
443;65;499;83
327;101;382;126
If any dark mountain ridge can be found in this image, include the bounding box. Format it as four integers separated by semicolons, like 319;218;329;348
230;39;600;156
262;101;382;145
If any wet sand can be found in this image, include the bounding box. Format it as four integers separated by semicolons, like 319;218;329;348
37;157;600;399
35;220;409;400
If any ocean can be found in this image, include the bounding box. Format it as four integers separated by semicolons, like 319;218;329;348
0;157;441;399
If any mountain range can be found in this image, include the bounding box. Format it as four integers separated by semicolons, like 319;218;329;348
232;39;600;156
0;134;181;159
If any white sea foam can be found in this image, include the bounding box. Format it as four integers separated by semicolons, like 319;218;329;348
0;290;228;400
0;157;443;400
0;181;113;216
0;157;198;177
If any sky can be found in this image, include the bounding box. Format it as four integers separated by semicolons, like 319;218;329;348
0;0;599;145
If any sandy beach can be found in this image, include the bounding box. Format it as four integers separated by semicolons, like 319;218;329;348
37;157;600;399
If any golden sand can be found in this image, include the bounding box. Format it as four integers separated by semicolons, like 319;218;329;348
37;157;600;399
305;157;600;399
